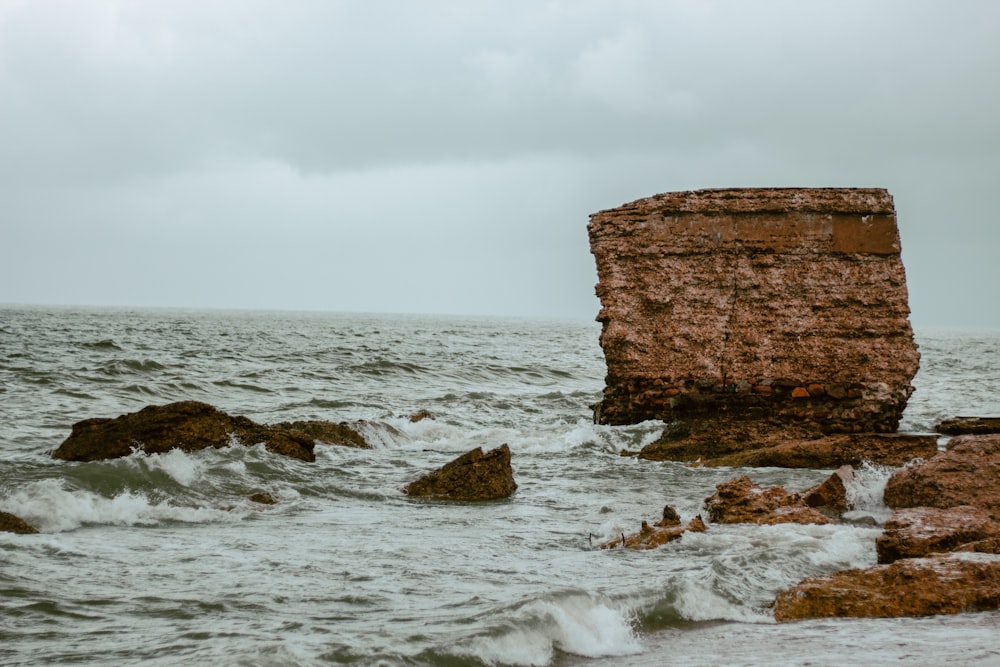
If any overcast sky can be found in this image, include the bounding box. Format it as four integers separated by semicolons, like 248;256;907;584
1;0;997;327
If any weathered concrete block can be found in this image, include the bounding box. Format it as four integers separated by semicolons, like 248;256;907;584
588;187;920;433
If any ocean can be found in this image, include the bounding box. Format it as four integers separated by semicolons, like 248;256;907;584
1;305;999;666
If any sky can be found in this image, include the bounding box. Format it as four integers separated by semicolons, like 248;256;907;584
1;0;998;327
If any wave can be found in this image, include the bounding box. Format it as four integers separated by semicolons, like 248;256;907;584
1;478;233;532
453;590;642;666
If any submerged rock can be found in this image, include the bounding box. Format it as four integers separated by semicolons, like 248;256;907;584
404;444;517;501
0;511;38;534
248;491;278;505
773;552;1000;621
876;506;1000;564
704;470;851;526
52;400;372;463
883;433;1000;519
268;420;370;449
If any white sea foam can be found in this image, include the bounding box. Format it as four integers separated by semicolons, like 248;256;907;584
131;448;207;486
461;593;642;665
3;478;231;532
844;460;895;523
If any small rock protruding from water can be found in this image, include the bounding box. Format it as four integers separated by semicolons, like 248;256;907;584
404;444;517;501
248;491;278;505
1;511;38;534
935;416;1000;435
659;504;682;527
407;410;435;423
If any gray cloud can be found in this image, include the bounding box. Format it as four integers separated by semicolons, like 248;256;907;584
1;0;998;324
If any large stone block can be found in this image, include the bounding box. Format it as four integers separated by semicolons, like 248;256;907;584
588;187;919;433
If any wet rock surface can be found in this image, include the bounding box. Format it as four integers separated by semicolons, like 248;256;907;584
935;416;1000;435
600;515;707;550
52;400;372;463
773;552;1000;621
404;444;517;501
588;187;919;448
639;424;936;468
704;470;850;526
876;506;1000;564
0;511;38;534
883;434;1000;519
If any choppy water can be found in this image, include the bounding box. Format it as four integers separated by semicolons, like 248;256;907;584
1;306;998;666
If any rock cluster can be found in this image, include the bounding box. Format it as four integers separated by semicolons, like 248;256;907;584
704;467;853;526
51;400;372;463
774;433;1000;621
599;511;707;550
588;187;920;454
404;444;517;501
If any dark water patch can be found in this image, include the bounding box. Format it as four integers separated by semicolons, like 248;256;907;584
97;358;166;375
51;388;96;400
213;379;274;393
81;339;123;351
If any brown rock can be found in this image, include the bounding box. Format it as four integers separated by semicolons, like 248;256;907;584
935;416;1000;435
248;492;278;505
588;187;919;443
408;410;435;423
703;475;838;526
640;426;936;469
802;465;853;514
658;504;682;527
601;515;708;550
883;434;1000;520
1;511;38;534
404;444;517;501
51;401;375;463
875;506;1000;564
773;552;1000;621
269;419;370;449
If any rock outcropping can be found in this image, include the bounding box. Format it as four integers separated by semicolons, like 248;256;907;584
588;188;920;442
1;511;38;534
404;444;517;501
52;401;371;463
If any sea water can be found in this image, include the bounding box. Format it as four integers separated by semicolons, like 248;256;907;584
1;306;998;666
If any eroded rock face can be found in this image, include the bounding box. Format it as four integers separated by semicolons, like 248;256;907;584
773;552;1000;621
884;434;1000;519
588;188;920;440
404;444;517;501
52;401;372;463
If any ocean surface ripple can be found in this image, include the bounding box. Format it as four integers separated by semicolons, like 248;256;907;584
1;306;999;666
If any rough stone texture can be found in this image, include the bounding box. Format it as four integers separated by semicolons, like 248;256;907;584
875;506;1000;564
936;416;1000;435
883;434;1000;520
773;552;1000;621
404;444;517;501
639;429;936;468
51;401;373;463
703;473;848;526
1;511;38;534
588;188;920;442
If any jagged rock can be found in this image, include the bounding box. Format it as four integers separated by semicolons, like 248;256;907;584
801;465;853;514
639;426;937;469
404;444;517;501
1;511;38;534
935;416;1000;435
773;552;1000;621
875;506;1000;564
703;473;846;526
659;504;682;527
588;188;920;452
51;401;372;463
883;434;1000;519
600;515;707;550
